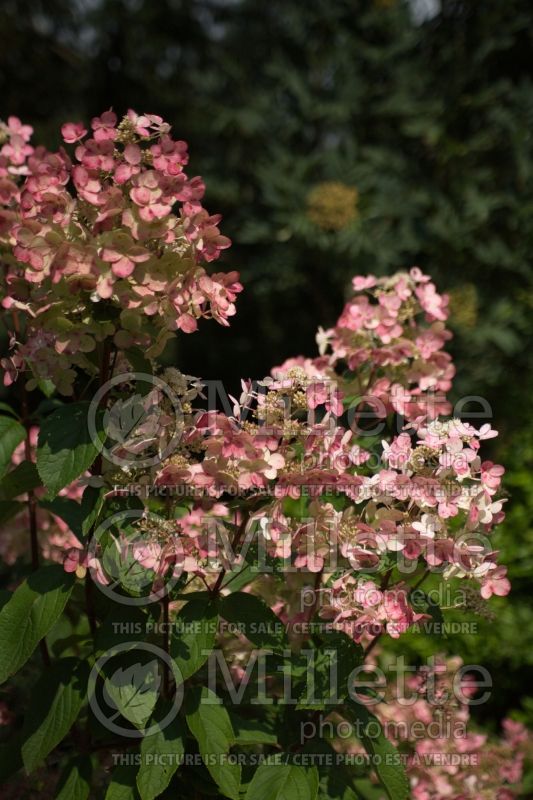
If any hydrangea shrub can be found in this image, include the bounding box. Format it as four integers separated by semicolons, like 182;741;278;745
0;111;525;800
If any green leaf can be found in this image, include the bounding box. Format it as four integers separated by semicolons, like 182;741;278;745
221;564;254;592
36;402;103;498
103;654;161;729
0;499;23;524
81;485;105;537
219;591;287;652
21;658;89;772
0;461;41;500
40;485;104;542
0;564;75;684
126;347;154;383
244;763;319;800
106;764;140;799
55;755;92;800
137;705;185;800
297;631;363;710
344;703;409;800
229;713;278;745
39;497;87;543
0;416;26;478
282;495;309;520
37;377;56;398
350;779;388;800
170;594;219;683
307;741;362;800
0;402;19;418
96;605;150;653
185;686;241;800
0;589;11;612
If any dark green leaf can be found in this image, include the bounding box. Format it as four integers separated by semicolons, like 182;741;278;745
170;594;219;683
105;764;140;799
244;762;319;800
103;654;161;729
0;416;26;478
0;461;41;500
185;686;241;800
40;485;104;543
21;658;89;772
39;497;87;543
0;402;19;419
0;565;74;684
0;499;23;524
137;705;185;800
96;605;150;653
55;755;92;800
37;402;103;498
344;702;409;800
219;592;287;653
229;713;278;745
297;631;363;710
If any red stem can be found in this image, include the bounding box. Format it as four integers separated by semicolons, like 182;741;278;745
211;512;250;595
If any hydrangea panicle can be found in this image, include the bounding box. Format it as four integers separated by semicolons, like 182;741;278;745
0;110;241;394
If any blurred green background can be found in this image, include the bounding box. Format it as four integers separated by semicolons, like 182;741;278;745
1;0;532;733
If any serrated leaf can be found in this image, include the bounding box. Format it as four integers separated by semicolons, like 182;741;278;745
221;564;254;592
39;497;87;543
106;764;140;799
230;713;278;745
344;703;409;800
103;394;150;446
37;402;103;498
244;762;319;800
96;605;149;653
185;686;241;800
0;499;23;524
81;485;105;537
0;416;26;478
104;658;161;728
297;631;363;710
21;658;89;773
305;740;361;800
219;591;287;652
55;755;92;800
137;705;185;800
170;594;219;683
0;565;74;684
40;485;103;543
0;461;41;500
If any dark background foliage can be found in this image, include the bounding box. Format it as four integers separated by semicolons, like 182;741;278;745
1;0;532;733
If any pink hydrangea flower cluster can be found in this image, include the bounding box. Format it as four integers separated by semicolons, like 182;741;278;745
363;657;532;799
290;268;455;422
62;265;509;647
0;111;241;394
0;117;34;245
0;111;520;799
